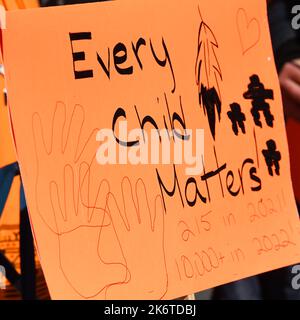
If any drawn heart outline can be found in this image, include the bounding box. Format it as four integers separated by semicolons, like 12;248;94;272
236;8;261;55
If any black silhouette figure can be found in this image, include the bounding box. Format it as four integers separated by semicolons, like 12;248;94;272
262;139;281;176
227;103;246;135
243;74;274;128
195;8;223;140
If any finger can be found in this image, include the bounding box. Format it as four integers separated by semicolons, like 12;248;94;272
79;161;91;222
32;112;48;156
89;178;110;225
49;180;64;233
152;195;165;234
284;62;300;85
63;164;75;224
135;178;151;227
122;177;138;228
107;191;129;234
282;78;300;104
63;104;84;159
51;101;66;153
75;127;99;164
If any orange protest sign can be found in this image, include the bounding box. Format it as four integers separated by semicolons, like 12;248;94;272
0;58;15;168
0;0;39;184
0;0;46;301
0;0;39;11
0;0;39;229
2;0;300;300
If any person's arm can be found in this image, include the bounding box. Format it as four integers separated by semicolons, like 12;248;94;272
268;0;300;71
268;0;300;121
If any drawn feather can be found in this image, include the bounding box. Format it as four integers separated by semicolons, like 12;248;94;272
195;9;223;140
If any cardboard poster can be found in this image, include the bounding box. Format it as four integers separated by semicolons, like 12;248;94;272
0;0;49;301
0;0;39;223
2;0;300;299
0;0;38;11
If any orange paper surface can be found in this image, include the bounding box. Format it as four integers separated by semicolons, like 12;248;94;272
0;0;45;300
0;0;39;231
0;0;38;11
0;0;39;171
0;0;39;230
0;70;16;168
2;0;300;300
0;0;41;300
